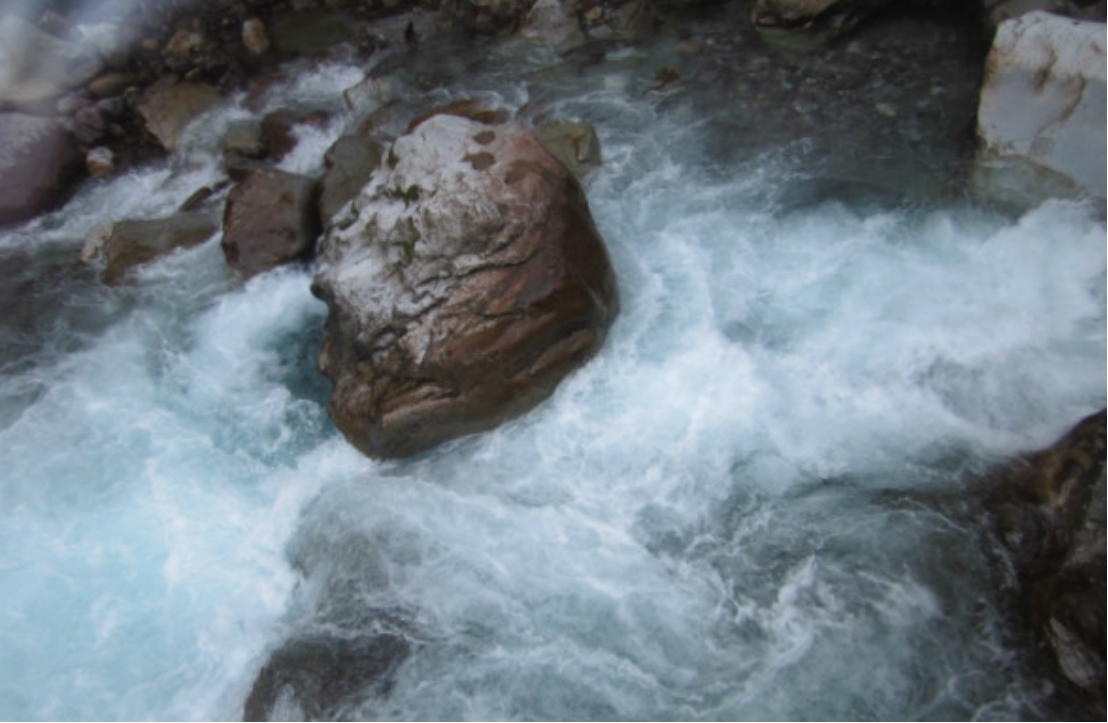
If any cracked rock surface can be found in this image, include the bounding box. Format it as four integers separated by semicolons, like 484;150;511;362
312;114;619;459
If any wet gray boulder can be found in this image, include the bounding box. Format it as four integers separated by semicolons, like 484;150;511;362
985;410;1106;716
972;11;1106;206
84;212;220;285
312;114;619;458
0;113;84;227
221;168;321;279
319;135;385;230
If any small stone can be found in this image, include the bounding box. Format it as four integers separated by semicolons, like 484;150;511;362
164;28;204;59
81;223;113;262
86;146;114;178
242;17;270;56
87;72;137;99
874;102;897;117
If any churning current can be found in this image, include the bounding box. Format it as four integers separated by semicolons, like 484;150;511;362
0;7;1104;721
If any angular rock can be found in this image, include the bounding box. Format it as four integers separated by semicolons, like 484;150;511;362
136;80;221;152
319;135;385;229
312;115;619;458
0;113;84;227
243;633;409;722
986;410;1106;716
94;212;220;285
519;0;584;47
535;120;602;178
973;12;1107;206
221;169;321;279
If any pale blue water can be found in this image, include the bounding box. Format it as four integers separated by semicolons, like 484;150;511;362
0;7;1104;720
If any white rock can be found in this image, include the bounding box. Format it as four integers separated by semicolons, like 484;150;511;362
975;11;1107;203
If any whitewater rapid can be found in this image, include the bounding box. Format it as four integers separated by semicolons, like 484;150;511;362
0;7;1104;720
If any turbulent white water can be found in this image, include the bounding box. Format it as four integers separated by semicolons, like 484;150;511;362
0;9;1105;721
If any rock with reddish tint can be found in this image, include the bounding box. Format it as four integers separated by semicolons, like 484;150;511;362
0;113;84;226
95;212;220;285
136;80;221;152
985;410;1106;716
221;169;321;279
312;115;619;458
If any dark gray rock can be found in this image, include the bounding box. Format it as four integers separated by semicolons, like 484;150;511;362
243;633;410;721
319;135;385;230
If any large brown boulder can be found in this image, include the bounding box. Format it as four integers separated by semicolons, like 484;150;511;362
0;113;84;227
312;115;619;458
221;168;321;280
985;410;1106;715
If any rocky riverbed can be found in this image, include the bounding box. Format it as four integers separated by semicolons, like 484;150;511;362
0;0;1103;719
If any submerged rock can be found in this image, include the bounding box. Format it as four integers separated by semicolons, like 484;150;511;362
312;114;619;458
972;11;1107;206
221;169;321;279
986;410;1106;716
0;113;84;227
243;633;410;721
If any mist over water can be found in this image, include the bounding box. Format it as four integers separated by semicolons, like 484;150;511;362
0;6;1105;720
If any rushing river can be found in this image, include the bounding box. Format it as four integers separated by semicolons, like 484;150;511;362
0;5;1104;720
